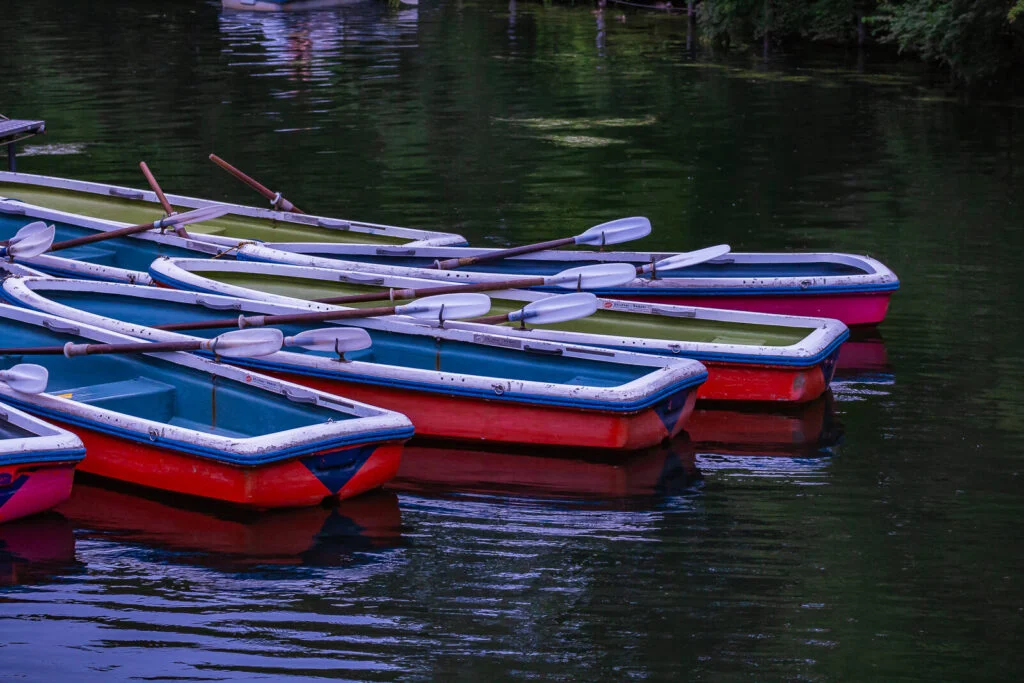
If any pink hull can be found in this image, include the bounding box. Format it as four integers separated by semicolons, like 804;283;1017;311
604;291;893;326
0;464;77;524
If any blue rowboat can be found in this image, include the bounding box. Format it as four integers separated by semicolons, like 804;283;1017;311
1;400;84;524
146;258;848;404
223;0;370;9
0;304;413;508
2;277;709;451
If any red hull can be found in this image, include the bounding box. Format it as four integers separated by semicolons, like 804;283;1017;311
699;361;828;403
266;372;697;450
603;291;892;326
45;419;403;509
0;463;77;523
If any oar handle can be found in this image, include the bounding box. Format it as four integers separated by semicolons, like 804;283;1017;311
209;154;305;215
154;305;400;332
139;161;176;216
312;277;546;305
434;237;576;270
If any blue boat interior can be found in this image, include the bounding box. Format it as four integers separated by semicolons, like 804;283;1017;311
0;214;200;275
0;419;36;441
273;250;871;278
30;290;654;388
0;315;355;439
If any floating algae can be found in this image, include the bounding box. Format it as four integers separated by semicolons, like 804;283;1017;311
540;134;628;148
19;143;87;156
495;115;657;130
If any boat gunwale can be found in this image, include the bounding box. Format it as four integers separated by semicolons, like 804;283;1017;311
5;277;710;413
0;303;413;466
148;257;850;367
0;400;86;465
0;171;467;246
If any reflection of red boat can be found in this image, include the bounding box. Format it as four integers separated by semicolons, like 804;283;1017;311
686;395;842;457
57;480;402;569
389;439;701;499
0;513;79;586
835;331;892;380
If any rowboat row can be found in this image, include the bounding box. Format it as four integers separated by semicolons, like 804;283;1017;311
0;171;899;325
0;166;897;522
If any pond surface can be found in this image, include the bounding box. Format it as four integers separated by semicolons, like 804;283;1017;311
2;0;1023;679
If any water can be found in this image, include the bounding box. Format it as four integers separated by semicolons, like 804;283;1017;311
2;0;1024;679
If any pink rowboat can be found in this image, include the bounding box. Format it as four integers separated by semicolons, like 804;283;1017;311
235;243;899;327
0;401;85;524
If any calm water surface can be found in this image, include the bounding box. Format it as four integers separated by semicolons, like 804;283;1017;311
2;0;1023;679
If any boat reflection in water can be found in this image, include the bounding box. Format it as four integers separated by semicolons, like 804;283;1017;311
56;480;404;570
834;329;892;383
0;513;80;586
390;439;703;501
687;394;843;459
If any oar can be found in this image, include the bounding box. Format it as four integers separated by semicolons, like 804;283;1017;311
139;162;177;217
470;293;599;327
153;292;492;332
0;328;284;359
312;263;638;306
0;364;49;394
637;244;731;277
431;217;651;270
0;222;56;260
45;205;232;253
209;154;305;214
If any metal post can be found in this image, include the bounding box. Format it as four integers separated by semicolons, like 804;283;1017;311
6;143;15;172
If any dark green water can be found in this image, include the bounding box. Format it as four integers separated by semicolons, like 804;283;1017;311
2;0;1024;680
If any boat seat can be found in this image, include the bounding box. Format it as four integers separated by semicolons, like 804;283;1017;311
166;417;248;438
54;377;177;421
56;244;119;265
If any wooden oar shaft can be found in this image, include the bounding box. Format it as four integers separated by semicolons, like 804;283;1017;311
209;153;305;215
436;237;575;270
0;340;201;356
467;313;511;325
48;220;163;252
154;305;401;332
313;276;546;305
139;161;176;216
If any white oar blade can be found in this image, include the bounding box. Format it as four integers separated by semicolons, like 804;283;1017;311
6;222;55;259
513;293;598;325
646;244;731;273
395;293;491;321
205;328;283;358
285;328;372;354
0;364;49;394
547;263;637;290
162;205;233;228
574;217;651;247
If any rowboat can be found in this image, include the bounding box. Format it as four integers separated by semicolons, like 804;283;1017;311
1;400;85;524
148;258;848;403
0;304;413;508
236;240;900;326
0;171;465;282
58;482;402;569
3;277;708;450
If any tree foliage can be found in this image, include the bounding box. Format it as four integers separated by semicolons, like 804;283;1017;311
698;0;1024;86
